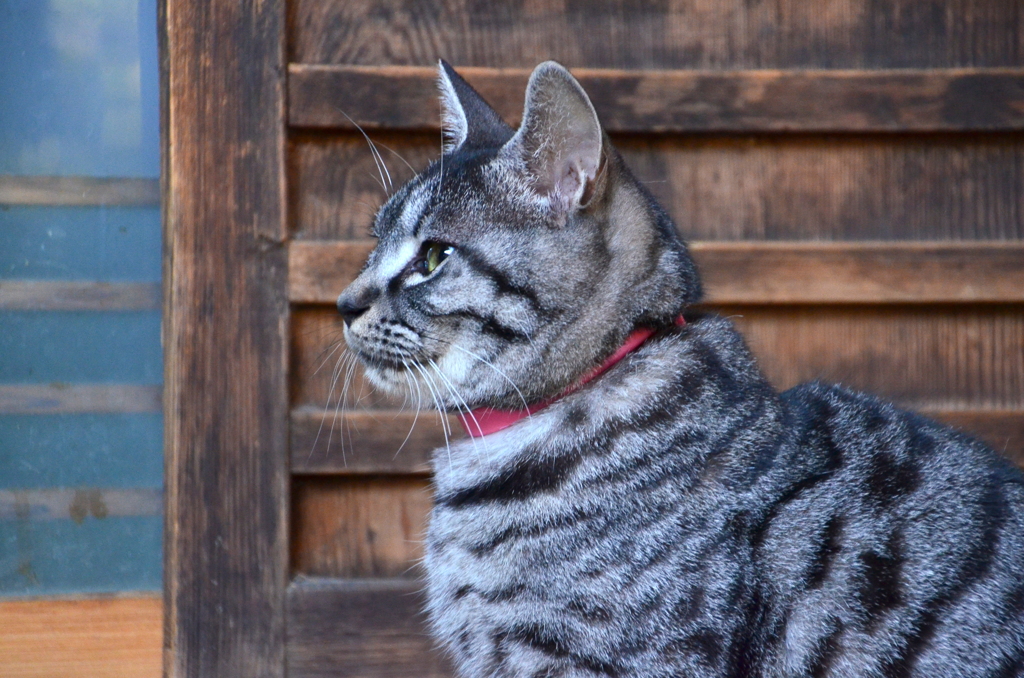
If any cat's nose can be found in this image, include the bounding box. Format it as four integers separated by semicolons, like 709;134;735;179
337;295;371;327
338;280;381;327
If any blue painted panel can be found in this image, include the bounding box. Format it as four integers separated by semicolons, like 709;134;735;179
0;206;161;280
0;414;162;489
0;515;161;596
0;311;162;383
0;0;160;177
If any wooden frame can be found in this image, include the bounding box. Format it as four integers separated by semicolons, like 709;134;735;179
160;1;1024;675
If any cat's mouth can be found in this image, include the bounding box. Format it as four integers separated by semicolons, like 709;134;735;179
350;347;409;374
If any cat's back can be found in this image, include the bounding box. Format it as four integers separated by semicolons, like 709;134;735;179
757;381;1024;676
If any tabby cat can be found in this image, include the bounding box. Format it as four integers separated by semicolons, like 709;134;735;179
336;61;1024;677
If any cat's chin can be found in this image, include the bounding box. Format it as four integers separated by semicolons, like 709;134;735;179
361;364;411;397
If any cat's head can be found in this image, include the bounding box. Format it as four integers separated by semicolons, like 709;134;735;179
337;60;702;411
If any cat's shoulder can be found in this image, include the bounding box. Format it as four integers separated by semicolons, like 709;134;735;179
781;380;1024;488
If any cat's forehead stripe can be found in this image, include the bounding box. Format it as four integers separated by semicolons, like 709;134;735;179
398;181;432;236
374;238;418;283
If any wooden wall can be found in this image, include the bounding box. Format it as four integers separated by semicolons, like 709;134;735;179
218;1;1024;675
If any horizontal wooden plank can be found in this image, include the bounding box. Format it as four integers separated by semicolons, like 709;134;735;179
290;407;1022;475
287;578;452;678
0;384;162;414
0;176;160;207
290;133;1024;242
288;240;372;307
0;281;161;311
289;65;1024;133
289;240;1024;305
0;488;163;522
0;596;161;678
698;242;1024;304
291;407;456;474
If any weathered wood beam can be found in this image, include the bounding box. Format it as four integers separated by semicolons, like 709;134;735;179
287;578;453;678
162;0;289;675
0;384;162;414
288;65;1024;133
0;281;161;311
291;407;456;475
0;176;160;206
0;597;162;678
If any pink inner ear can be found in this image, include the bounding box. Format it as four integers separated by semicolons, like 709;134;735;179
552;160;585;210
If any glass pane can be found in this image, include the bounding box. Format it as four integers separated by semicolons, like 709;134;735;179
0;0;159;177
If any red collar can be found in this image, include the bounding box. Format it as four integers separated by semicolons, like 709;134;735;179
457;316;685;437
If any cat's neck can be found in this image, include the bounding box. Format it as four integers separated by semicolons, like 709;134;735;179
458;317;686;437
432;315;783;500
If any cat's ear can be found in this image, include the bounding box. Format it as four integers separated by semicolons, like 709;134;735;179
437;60;514;153
501;61;603;215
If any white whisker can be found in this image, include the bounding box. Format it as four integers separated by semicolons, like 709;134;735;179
415;328;532;414
312;350;354;462
429;359;483;457
411;361;451;469
393;360;424;461
446;343;532;416
375;139;418;175
335;106;392;195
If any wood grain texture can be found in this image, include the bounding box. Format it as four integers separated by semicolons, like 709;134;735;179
0;281;162;311
0;176;161;206
290;133;1024;241
0;596;162;678
288;0;1024;70
727;305;1024;411
288;132;433;241
291;477;432;578
291;407;454;474
0;384;162;414
287;578;453;678
0;488;163;521
162;0;289;676
697;243;1024;304
290;65;1024;133
290;240;1024;306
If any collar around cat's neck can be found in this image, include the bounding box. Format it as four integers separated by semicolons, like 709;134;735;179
457;316;686;438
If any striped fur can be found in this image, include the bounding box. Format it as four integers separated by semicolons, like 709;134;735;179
337;61;1024;677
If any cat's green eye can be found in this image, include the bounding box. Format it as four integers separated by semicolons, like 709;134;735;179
420;241;454;275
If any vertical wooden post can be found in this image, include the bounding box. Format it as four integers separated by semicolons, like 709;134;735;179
161;0;289;676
